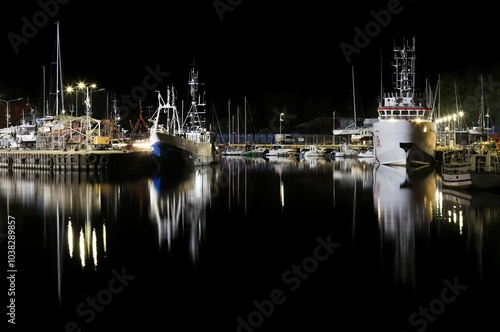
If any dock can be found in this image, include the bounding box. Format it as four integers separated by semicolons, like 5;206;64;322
0;148;156;173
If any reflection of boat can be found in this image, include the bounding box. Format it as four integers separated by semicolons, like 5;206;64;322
149;166;218;265
441;149;500;189
373;37;436;167
149;66;220;169
373;164;436;290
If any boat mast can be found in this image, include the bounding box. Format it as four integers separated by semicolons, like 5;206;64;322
42;66;46;117
228;99;231;145
244;96;247;144
479;75;484;132
54;21;65;116
393;36;416;98
185;65;206;131
379;51;383;107
352;66;356;127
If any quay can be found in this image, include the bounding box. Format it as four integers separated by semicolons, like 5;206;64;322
0;149;155;173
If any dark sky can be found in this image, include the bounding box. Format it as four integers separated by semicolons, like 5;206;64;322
0;0;498;121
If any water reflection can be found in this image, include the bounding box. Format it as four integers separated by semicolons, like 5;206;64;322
149;166;220;267
438;186;500;282
2;157;499;330
373;163;500;292
373;165;436;290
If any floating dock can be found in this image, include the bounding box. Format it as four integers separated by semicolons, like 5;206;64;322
0;149;156;173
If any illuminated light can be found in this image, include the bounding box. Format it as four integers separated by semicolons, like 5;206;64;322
103;223;107;257
68;218;74;258
280;179;285;211
459;211;463;235
92;228;98;269
79;227;85;268
133;141;150;150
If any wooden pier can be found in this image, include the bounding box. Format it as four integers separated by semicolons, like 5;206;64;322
0;149;156;173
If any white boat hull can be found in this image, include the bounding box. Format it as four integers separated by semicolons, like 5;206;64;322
441;172;473;188
373;120;436;166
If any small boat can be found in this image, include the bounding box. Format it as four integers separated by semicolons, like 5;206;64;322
303;145;330;159
334;143;358;158
441;149;500;189
221;145;244;156
265;144;298;157
241;145;268;158
358;148;374;158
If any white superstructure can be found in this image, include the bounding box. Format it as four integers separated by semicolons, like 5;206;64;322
373;37;436;166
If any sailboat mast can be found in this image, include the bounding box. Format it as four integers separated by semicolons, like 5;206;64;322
228;99;231;145
55;23;59;116
42;66;46;117
54;22;64;116
352;66;356;126
244;96;247;144
480;75;484;131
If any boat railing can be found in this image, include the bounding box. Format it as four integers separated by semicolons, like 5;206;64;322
377;108;431;120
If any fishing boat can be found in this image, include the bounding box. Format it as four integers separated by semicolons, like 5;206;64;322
440;148;500;189
373;37;436;167
149;66;220;168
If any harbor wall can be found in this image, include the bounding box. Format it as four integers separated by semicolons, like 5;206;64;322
0;150;156;173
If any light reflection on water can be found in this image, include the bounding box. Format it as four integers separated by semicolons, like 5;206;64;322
1;157;499;330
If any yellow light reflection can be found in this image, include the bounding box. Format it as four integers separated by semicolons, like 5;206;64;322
103;223;107;257
92;228;98;269
68;218;74;258
280;179;284;211
79;227;85;268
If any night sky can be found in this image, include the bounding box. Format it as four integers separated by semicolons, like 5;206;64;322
0;0;498;126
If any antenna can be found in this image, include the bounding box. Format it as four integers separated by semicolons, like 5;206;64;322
379;50;383;107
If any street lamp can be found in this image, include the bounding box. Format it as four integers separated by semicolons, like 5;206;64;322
0;97;23;128
79;83;105;151
279;112;284;143
66;81;86;116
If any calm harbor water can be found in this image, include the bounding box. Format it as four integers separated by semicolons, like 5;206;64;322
2;156;500;331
